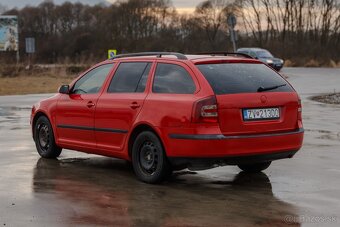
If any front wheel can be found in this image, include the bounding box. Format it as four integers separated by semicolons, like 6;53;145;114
34;116;62;159
131;131;172;184
238;161;271;173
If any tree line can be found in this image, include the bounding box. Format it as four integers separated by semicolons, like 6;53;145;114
2;0;339;65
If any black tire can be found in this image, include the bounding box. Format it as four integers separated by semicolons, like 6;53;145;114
238;161;271;173
34;116;62;159
131;131;172;184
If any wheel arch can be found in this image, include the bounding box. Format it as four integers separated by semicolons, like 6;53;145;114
32;111;57;140
127;123;166;159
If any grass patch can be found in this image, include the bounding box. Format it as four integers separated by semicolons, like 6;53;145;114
0;75;75;95
0;64;85;95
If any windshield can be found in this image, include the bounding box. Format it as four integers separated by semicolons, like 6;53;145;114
256;50;273;58
197;63;293;95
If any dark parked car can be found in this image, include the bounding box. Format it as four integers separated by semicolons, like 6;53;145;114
237;48;284;71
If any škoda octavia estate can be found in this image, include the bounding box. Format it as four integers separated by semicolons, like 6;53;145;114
31;52;304;183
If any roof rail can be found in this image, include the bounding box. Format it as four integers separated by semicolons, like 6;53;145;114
110;52;188;60
195;52;254;59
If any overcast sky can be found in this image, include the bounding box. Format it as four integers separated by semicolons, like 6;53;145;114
0;0;202;11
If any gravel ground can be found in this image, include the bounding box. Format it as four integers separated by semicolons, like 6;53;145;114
312;93;340;104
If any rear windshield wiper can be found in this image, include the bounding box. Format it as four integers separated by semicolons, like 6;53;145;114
257;84;286;92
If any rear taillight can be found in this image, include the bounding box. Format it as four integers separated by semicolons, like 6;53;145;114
192;96;218;123
297;98;302;120
297;97;303;128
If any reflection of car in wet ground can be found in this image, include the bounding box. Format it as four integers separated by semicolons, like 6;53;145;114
33;158;301;226
31;52;303;184
237;48;284;71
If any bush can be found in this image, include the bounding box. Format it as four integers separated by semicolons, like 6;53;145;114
284;59;295;67
304;59;320;67
329;60;340;68
0;65;24;77
66;65;88;75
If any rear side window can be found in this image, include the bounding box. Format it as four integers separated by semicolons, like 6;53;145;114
108;62;151;93
197;63;294;95
153;63;196;94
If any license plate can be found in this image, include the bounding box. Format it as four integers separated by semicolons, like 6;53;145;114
243;108;280;121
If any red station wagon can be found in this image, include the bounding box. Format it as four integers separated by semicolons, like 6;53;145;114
31;52;304;183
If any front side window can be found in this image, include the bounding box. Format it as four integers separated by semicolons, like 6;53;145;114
72;64;114;94
153;63;196;94
108;62;151;93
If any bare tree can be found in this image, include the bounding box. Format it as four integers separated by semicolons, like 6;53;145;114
1;0;338;64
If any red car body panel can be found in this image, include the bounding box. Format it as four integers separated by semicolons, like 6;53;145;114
31;56;304;164
216;92;299;135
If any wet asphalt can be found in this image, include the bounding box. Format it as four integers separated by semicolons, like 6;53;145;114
0;67;340;227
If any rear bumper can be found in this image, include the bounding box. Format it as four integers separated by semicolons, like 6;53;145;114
165;128;304;159
169;128;304;140
169;150;297;168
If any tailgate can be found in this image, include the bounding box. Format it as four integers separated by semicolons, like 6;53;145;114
217;92;299;135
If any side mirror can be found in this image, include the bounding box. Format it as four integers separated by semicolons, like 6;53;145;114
58;85;70;94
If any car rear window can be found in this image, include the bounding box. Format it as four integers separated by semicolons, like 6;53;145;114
196;63;293;95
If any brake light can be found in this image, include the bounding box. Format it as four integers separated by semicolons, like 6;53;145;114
297;98;302;120
297;97;303;128
192;96;218;123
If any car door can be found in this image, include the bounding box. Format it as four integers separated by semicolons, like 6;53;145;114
142;61;199;129
56;63;114;149
95;61;153;153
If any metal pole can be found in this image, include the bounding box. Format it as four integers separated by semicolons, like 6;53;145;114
229;28;237;52
16;50;20;64
232;30;237;52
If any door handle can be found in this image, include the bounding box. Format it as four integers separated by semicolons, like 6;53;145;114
130;102;140;109
87;101;95;108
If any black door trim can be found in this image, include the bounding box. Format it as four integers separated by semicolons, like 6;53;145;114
57;124;128;134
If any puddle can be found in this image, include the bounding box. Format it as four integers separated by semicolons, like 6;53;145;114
60;158;91;164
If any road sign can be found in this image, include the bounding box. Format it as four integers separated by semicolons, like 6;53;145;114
108;49;117;59
25;37;35;53
227;14;237;29
227;14;237;52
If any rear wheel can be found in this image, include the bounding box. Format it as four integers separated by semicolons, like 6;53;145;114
34;116;62;159
238;161;271;173
132;131;172;184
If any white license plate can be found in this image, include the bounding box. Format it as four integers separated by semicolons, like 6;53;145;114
243;108;280;121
